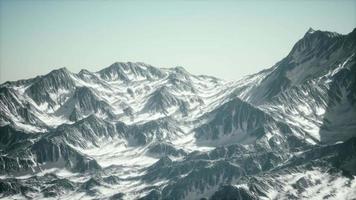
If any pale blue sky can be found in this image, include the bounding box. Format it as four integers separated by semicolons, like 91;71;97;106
0;0;355;83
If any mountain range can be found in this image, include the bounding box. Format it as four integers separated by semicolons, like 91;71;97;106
0;27;355;199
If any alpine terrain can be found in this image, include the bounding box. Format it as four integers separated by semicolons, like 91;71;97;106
0;28;356;199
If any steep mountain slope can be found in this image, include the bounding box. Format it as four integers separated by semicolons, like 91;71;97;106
0;28;355;200
235;28;356;145
241;28;356;104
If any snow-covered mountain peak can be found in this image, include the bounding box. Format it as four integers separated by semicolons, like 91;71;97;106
303;27;341;38
52;66;70;73
306;27;316;34
78;68;92;76
172;66;190;75
42;67;72;80
1;28;356;200
290;28;342;59
97;62;166;82
239;28;356;106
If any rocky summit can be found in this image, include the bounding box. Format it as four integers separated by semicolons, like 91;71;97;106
0;28;356;199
